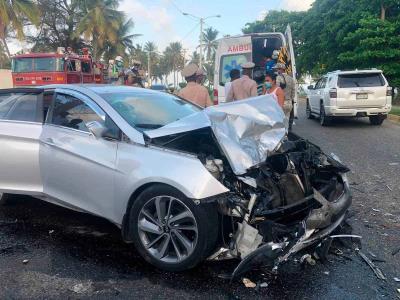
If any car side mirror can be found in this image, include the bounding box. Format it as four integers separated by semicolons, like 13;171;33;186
86;121;106;139
307;85;314;90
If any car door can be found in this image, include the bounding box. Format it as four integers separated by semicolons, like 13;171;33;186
309;79;321;111
39;89;119;220
0;88;44;195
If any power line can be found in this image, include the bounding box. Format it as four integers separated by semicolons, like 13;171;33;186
180;22;200;43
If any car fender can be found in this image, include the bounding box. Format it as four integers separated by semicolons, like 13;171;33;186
112;142;229;225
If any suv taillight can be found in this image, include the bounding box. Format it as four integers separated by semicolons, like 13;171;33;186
387;87;392;97
329;88;337;99
213;89;218;105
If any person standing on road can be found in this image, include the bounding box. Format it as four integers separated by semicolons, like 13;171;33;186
178;63;213;108
226;62;258;101
274;62;296;130
224;69;240;98
263;73;285;108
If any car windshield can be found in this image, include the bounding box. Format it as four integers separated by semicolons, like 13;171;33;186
338;73;385;88
100;91;202;130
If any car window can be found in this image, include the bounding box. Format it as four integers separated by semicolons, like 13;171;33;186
100;91;201;131
315;79;323;89
319;77;327;89
0;93;40;122
338;73;385;88
50;93;104;132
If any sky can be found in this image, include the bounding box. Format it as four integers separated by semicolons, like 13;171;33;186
120;0;314;53
9;0;314;55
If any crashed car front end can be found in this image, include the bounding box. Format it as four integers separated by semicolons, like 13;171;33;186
145;96;352;277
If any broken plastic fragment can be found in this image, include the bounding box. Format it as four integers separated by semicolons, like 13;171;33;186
242;278;256;288
22;259;29;264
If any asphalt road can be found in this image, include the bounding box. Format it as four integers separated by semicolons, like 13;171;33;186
0;99;399;299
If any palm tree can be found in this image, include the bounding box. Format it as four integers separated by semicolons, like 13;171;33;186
144;41;158;82
102;18;140;63
164;42;184;87
190;51;200;65
202;27;219;63
0;0;40;57
76;0;123;60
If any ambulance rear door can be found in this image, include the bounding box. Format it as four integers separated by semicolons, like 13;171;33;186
214;36;252;103
285;25;298;117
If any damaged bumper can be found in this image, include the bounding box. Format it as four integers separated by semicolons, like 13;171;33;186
215;174;352;280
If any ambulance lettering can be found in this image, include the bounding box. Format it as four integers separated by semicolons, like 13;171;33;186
228;44;251;53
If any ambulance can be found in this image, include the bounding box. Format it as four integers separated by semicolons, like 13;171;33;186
213;26;298;115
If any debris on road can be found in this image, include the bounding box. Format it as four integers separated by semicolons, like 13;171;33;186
242;278;256;288
394;277;400;282
324;271;330;275
71;281;93;294
386;185;393;191
259;282;269;288
388;162;399;166
392;246;400;256
22;259;29;264
300;254;316;266
372;208;381;213
49;230;55;234
358;251;386;280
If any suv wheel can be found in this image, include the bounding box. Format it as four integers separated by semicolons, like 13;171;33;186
369;115;385;126
129;184;218;272
320;104;331;126
306;100;314;119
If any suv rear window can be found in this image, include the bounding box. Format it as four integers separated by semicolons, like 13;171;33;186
338;73;384;88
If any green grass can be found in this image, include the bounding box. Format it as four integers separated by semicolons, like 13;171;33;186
390;105;400;116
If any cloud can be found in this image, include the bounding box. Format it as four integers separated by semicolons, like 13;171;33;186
281;0;314;11
120;0;175;49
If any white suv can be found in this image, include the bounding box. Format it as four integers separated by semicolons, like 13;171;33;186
306;69;392;126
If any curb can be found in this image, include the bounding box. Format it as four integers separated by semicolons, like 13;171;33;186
388;114;400;124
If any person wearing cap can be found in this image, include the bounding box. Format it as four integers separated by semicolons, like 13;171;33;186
195;68;206;85
178;63;213;108
226;62;258;101
274;62;296;130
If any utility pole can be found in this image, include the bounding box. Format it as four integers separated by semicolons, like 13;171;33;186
182;12;221;69
147;51;151;86
199;18;204;69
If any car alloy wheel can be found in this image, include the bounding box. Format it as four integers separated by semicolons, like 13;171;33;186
137;195;198;263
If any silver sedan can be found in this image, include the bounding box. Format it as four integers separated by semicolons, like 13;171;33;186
0;85;351;278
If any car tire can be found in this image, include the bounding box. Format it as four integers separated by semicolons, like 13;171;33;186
369;115;385;126
306;100;314;119
129;184;219;272
320;104;331;126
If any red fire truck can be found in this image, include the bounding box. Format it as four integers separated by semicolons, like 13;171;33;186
11;48;107;87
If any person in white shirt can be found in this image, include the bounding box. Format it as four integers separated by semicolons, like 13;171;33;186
224;69;240;98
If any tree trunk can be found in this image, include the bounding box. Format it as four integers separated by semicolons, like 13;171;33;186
1;37;11;58
380;1;386;20
0;23;11;58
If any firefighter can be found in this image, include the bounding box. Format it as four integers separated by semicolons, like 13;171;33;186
178;63;213;107
114;56;125;85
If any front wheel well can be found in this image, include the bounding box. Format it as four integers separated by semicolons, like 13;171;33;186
121;182;185;242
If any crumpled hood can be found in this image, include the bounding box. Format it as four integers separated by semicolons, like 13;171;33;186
145;96;286;175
